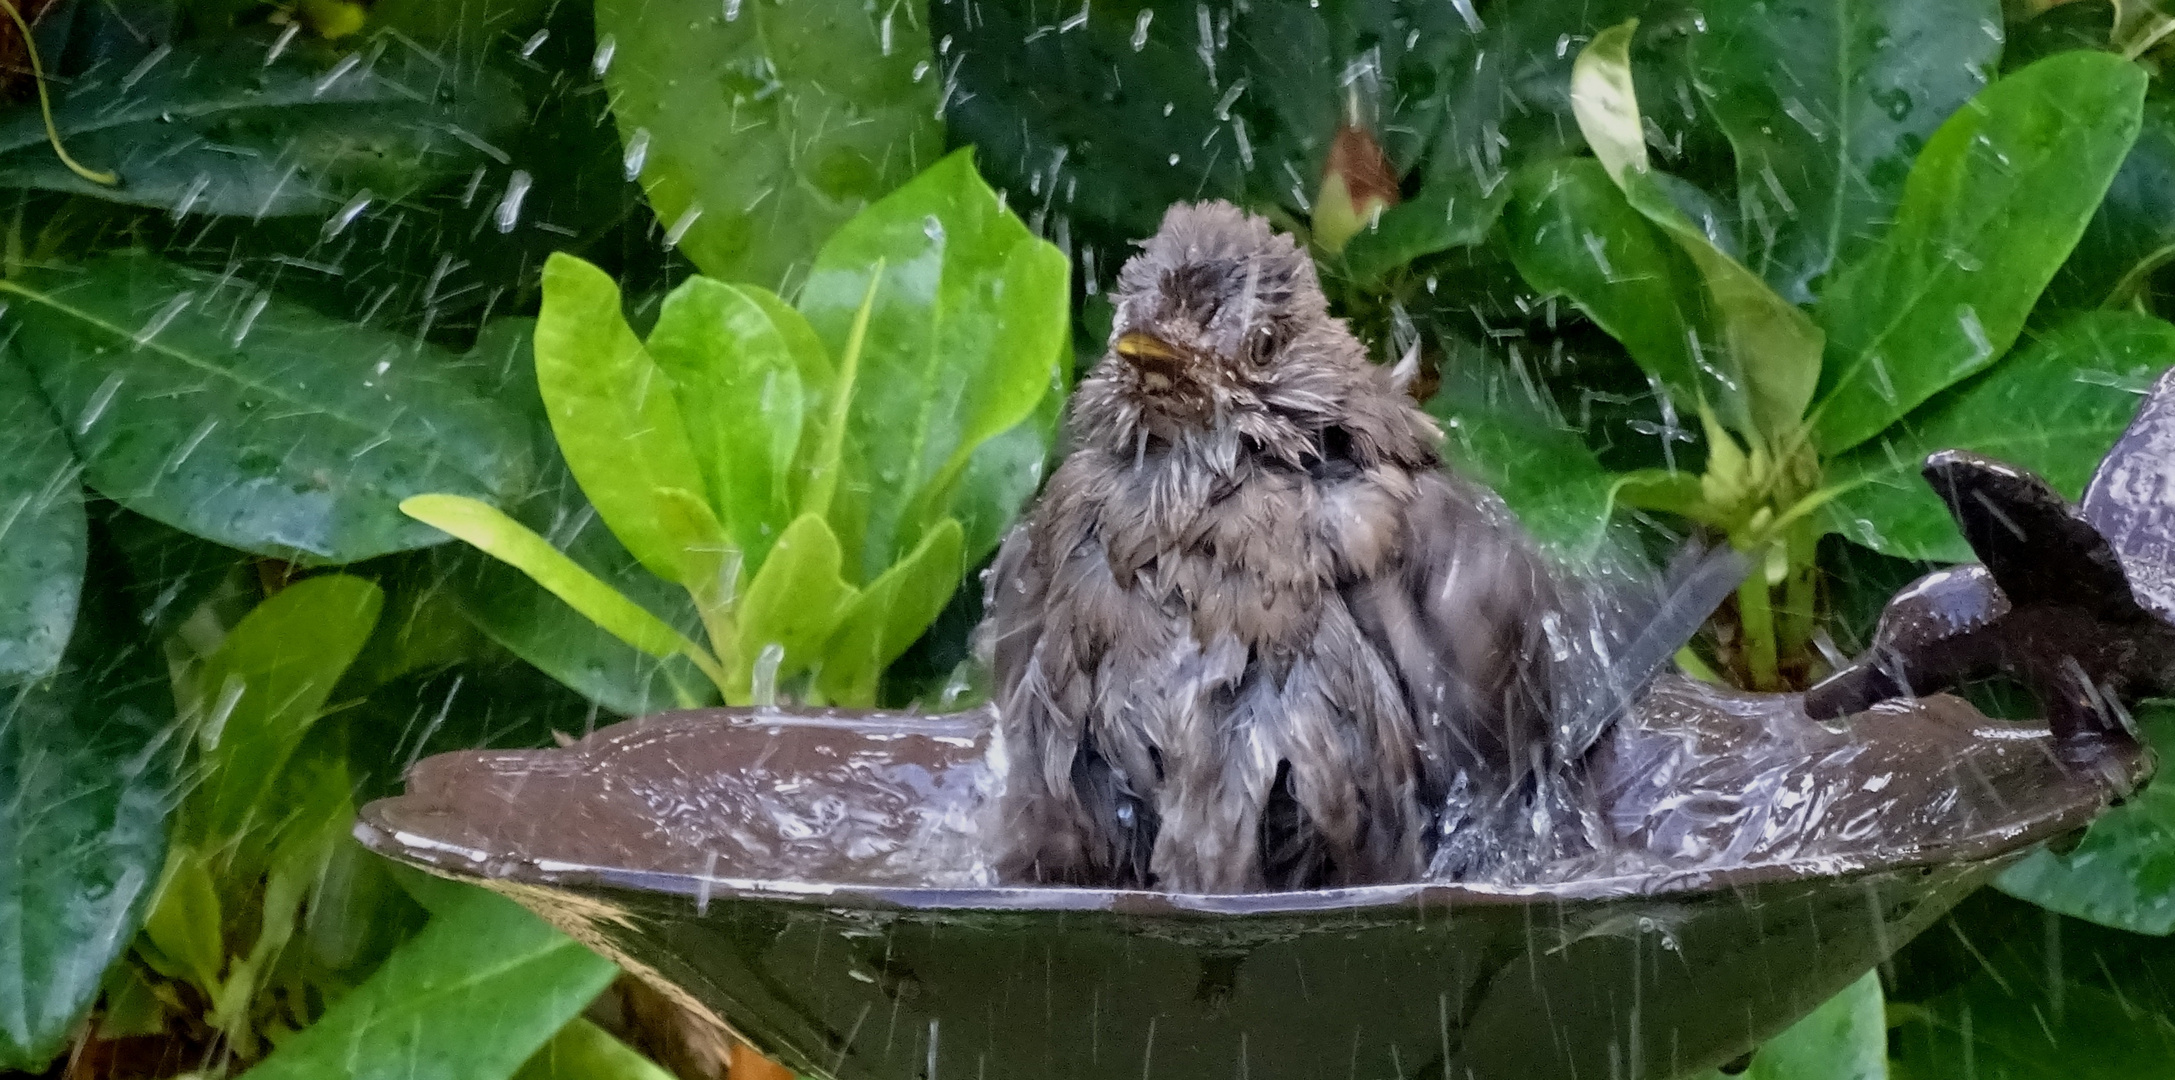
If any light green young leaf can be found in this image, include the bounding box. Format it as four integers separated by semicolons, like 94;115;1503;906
515;1018;677;1080
241;884;618;1080
1572;23;1825;441
533;253;711;581
1569;20;1649;184
816;516;965;706
186;574;382;850
732;513;859;702
1822;311;2172;562
138;849;225;996
646;278;811;567
1689;971;1886;1080
1811;51;2149;454
400;495;715;675
595;0;943;288
799;150;1070;581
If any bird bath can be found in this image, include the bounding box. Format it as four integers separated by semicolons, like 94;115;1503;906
358;354;2175;1080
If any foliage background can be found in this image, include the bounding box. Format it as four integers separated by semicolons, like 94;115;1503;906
4;0;2175;1077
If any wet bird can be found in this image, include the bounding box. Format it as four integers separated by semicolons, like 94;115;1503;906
980;202;1737;893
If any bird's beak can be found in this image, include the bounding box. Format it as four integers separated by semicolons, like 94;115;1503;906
1115;332;1190;384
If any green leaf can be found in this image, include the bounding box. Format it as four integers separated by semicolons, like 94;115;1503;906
514;1018;676;1080
1572;23;1825;440
2042;97;2175;313
731;513;858;701
1501;158;1709;406
952;386;1064;568
1695;0;2002;302
1822;311;2173;562
798;150;1070;580
138;849;226;995
1425;338;1625;562
0;352;83;682
1745;972;1887;1080
241;884;618;1080
0;577;173;1071
1341;180;1511;285
1997;706;2175;935
1811;51;2150;454
185;575;384;850
594;0;944;289
0;34;522;215
534;254;713;581
1;253;533;564
1890;978;2175;1080
401;494;711;671
816;515;964;706
645;277;812;567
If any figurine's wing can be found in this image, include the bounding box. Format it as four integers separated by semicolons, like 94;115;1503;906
2083;365;2175;624
1922;449;2144;624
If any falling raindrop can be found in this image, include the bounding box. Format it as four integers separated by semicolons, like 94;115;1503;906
520;28;551;58
232;291;270;346
169;174;211;220
923;214;946;245
592;34;618;77
265;21;299;65
623;128;651;180
663;202;705;248
494;171;533;233
1167;153;1181;166
725;0;743;19
1232;116;1254;169
1060;0;1089;32
1448;0;1483;32
323;190;373;240
1131;8;1154;50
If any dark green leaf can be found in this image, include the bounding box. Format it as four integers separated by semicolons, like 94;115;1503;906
1824;311;2171;561
798;149;1069;580
1890;978;2175;1080
3;253;533;563
185;574;383;849
533;253;710;581
241;884;617;1080
0;352;83;682
2041;97;2175;313
1501;158;1708;411
1688;971;1886;1080
1341;180;1511;285
1811;51;2149;454
1695;0;2001;302
646;278;811;567
1997;706;2175;935
0;574;174;1070
595;0;943;289
1426;337;1624;561
951;386;1063;568
0;34;521;216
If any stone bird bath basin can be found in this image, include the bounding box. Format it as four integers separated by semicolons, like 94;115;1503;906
358;369;2175;1080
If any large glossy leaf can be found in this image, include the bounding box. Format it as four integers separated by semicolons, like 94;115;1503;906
797;150;1068;581
1572;22;1825;441
1811;52;2149;454
0;33;521;215
0;354;83;682
241;883;617;1080
1997;707;2175;935
1425;337;1625;562
184;575;384;850
1695;0;2001;302
533;254;712;582
2;253;533;563
2041;97;2175;314
1501;158;1709;408
952;387;1064;568
1823;311;2173;562
645;278;811;568
594;0;942;289
0;575;174;1071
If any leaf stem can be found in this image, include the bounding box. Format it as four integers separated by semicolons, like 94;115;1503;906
1736;549;1780;691
0;0;117;186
